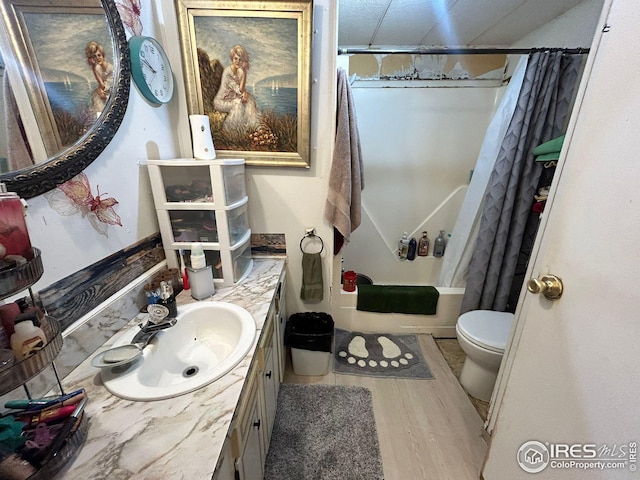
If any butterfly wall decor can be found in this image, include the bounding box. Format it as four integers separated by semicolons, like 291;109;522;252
44;173;122;237
115;0;142;36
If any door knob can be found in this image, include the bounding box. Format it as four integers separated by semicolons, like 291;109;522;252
527;274;563;300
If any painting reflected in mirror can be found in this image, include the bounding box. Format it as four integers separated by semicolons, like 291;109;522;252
0;0;130;199
0;0;114;172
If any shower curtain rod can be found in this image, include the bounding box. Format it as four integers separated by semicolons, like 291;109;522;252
337;47;589;55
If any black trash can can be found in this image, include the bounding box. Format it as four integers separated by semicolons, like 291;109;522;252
285;312;334;375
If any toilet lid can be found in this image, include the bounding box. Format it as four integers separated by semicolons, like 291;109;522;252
457;310;514;352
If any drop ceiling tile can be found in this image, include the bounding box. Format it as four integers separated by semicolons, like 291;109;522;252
372;0;458;45
338;0;391;46
472;0;587;44
421;0;525;46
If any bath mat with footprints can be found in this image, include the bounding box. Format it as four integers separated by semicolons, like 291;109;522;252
333;328;434;379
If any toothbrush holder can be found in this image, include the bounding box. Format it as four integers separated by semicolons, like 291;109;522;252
187;266;215;300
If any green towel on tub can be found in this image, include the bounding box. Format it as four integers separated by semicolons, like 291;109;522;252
356;285;439;315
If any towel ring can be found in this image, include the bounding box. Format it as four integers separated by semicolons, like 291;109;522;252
300;233;324;254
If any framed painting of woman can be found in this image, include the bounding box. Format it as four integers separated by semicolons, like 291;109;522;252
176;0;312;168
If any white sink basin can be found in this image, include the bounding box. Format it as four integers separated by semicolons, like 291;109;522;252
100;302;256;401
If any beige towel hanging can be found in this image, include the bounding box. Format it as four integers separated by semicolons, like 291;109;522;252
324;68;364;252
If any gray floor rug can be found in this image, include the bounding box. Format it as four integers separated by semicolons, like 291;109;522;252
333;328;434;380
263;384;384;480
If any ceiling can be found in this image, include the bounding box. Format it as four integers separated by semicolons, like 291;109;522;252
338;0;588;48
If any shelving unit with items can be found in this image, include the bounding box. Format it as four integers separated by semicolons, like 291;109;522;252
0;250;88;479
146;158;253;287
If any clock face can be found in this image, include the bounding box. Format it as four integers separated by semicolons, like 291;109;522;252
130;36;174;105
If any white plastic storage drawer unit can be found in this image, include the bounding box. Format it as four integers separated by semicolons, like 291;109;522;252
147;158;253;286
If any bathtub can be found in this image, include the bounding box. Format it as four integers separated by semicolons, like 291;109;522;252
331;284;465;337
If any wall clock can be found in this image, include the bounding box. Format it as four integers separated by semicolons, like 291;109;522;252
129;36;174;106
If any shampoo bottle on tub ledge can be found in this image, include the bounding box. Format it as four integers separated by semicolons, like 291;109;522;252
407;237;417;261
398;233;409;260
433;230;446;258
417;231;430;256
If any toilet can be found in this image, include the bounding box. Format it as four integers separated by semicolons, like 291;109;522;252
456;310;514;402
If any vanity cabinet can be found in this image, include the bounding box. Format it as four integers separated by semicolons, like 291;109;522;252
146;158;253;286
228;273;285;480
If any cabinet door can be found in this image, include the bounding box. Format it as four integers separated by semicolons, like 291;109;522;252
236;399;264;480
258;309;279;448
262;333;279;449
274;279;288;381
212;442;236;480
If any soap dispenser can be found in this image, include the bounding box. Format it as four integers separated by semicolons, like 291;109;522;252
433;230;446;258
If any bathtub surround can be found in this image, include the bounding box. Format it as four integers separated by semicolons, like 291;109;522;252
333;329;433;380
341;84;498;285
263;384;383;480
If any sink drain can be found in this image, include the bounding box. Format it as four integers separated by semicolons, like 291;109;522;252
183;366;200;378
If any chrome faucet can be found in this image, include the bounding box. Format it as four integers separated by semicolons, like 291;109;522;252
132;304;177;345
131;318;177;345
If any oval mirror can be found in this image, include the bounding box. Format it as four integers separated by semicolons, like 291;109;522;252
0;0;130;199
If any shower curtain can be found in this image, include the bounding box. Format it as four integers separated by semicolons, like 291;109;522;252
461;51;584;313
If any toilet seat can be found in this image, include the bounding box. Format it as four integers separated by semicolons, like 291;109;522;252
457;310;514;353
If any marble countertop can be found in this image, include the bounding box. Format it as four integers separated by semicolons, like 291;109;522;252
57;258;286;480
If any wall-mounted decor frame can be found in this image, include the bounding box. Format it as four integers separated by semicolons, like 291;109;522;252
176;0;312;168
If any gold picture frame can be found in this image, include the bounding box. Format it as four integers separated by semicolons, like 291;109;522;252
176;0;312;168
0;0;114;160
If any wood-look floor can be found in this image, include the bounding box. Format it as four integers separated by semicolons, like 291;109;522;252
435;339;490;422
283;334;487;480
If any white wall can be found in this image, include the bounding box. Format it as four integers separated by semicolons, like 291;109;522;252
17;0;337;316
